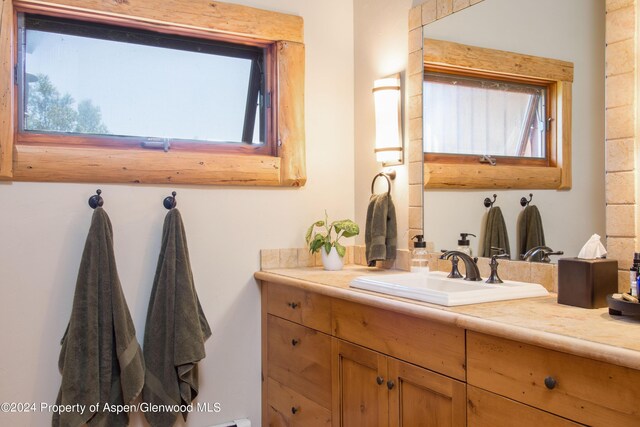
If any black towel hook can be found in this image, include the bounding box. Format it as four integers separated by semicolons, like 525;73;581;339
163;191;177;210
88;189;103;209
520;193;533;207
483;194;497;208
371;170;396;195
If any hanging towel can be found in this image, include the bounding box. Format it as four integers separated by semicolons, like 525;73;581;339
365;193;397;267
518;204;546;261
481;206;511;258
53;207;144;427
142;209;212;427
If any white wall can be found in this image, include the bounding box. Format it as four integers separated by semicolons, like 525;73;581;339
0;0;354;425
354;0;416;250
423;0;606;259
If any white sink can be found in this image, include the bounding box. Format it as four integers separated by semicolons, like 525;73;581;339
350;271;548;306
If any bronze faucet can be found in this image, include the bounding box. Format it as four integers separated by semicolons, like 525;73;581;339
440;251;482;281
521;246;564;263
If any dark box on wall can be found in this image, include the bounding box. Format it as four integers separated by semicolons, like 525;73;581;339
557;258;618;309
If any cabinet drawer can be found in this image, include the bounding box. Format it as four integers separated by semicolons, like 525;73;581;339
267;315;332;409
266;283;331;333
267;378;331;427
467;332;640;426
332;299;465;380
467;386;583;427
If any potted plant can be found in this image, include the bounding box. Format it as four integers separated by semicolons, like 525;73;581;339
305;211;360;271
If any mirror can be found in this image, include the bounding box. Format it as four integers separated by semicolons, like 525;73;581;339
421;0;606;260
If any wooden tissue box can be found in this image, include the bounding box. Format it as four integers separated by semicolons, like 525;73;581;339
557;258;618;309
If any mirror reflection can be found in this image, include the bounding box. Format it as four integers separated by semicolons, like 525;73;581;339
422;0;606;261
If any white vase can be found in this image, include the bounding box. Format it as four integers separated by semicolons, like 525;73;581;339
321;246;344;271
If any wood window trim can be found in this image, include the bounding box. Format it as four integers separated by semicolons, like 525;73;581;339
0;0;306;187
423;38;573;190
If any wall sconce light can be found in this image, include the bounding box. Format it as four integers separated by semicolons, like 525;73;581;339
373;74;403;166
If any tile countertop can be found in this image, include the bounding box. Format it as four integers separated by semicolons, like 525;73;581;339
255;266;640;371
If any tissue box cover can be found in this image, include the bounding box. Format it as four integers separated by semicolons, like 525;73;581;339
558;258;618;309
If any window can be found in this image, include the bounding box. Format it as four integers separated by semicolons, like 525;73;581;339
425;71;549;165
423;38;573;190
0;0;306;186
19;14;267;151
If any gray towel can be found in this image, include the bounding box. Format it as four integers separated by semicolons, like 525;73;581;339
518;205;546;261
53;207;144;427
481;206;511;257
142;209;211;427
365;193;397;266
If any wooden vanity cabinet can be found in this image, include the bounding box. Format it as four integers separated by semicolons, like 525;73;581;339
263;282;466;427
262;280;640;427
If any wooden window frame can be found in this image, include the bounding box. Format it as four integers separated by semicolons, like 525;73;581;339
0;0;306;187
423;38;573;190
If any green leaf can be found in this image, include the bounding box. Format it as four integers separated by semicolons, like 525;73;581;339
332;220;360;238
324;242;332;255
305;220;325;244
335;242;346;258
309;234;326;254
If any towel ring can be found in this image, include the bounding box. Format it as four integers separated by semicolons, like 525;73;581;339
88;189;103;209
520;193;533;207
483;194;497;208
371;171;396;195
163;191;177;210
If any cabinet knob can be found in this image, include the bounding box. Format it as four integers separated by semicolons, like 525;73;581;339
544;376;557;390
376;376;384;385
291;339;299;346
287;302;299;309
387;380;395;390
291;406;300;415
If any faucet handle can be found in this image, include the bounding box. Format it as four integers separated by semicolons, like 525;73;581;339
486;251;509;284
490;246;507;256
490;252;510;262
448;254;463;279
542;250;563;263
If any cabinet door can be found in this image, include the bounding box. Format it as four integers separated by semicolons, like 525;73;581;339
332;339;388;427
388;358;466;427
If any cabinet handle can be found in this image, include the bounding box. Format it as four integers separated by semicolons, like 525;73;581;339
544;376;557;390
287;302;299;309
291;406;300;415
387;380;395;390
291;339;299;346
376;376;384;385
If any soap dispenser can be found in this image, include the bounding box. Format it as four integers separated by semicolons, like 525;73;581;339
457;233;476;256
411;235;429;274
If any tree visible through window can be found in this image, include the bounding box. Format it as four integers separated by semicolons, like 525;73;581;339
26;74;108;134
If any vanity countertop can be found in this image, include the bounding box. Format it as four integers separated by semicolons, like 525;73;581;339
255;266;640;370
